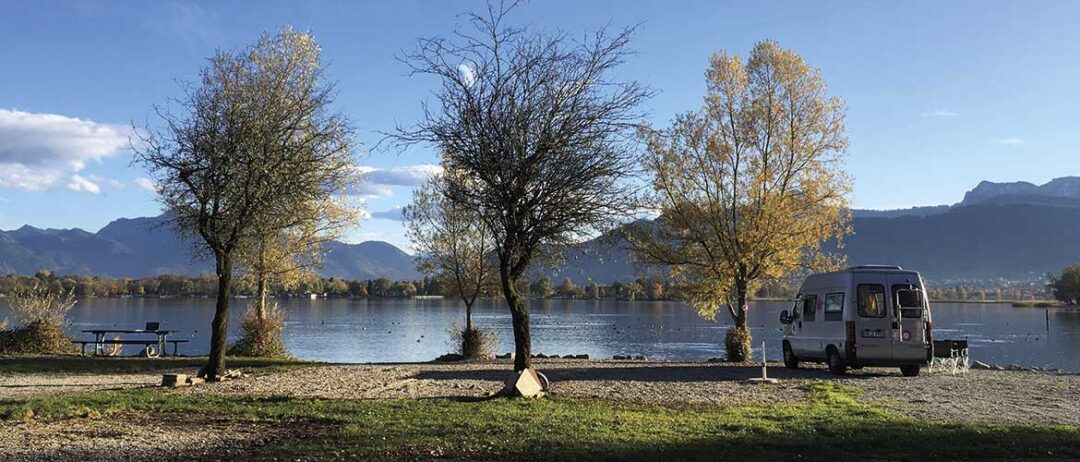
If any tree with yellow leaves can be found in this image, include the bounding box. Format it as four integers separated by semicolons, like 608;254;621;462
633;40;851;361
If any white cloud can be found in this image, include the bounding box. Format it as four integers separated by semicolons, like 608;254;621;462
134;177;157;192
89;174;123;190
357;183;394;200
371;207;404;221
66;175;101;194
356;164;443;187
921;108;958;117
0;109;129;192
994;137;1026;145
458;63;477;87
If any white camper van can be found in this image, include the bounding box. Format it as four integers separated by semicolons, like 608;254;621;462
778;265;932;376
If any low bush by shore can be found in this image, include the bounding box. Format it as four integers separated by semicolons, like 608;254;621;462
1011;301;1064;308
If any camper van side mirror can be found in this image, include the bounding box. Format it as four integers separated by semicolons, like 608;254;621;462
779;310;791;325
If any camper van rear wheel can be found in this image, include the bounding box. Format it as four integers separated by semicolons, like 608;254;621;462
782;342;798;369
826;347;846;375
900;365;921;377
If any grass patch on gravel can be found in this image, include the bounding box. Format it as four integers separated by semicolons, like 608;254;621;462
1;382;1077;461
0;355;309;375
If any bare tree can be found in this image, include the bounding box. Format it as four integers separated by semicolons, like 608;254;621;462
404;169;498;357
136;28;357;378
393;2;651;371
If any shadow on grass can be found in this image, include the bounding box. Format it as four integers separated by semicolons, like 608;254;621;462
4;385;1077;462
249;399;1080;462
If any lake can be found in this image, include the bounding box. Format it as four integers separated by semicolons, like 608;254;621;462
2;298;1078;372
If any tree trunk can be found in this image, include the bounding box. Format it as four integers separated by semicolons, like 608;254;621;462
204;252;233;380
465;302;473;332
256;242;267;320
500;261;531;371
256;272;268;320
734;288;748;329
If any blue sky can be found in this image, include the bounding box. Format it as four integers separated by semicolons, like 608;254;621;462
2;1;1079;251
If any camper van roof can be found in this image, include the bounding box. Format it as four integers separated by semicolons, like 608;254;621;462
847;265;904;271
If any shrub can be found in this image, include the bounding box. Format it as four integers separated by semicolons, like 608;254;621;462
448;322;498;360
1048;264;1080;305
0;285;76;354
724;325;752;362
229;303;289;358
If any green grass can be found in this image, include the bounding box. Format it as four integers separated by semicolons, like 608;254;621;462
0;355;309;375
1;381;1076;461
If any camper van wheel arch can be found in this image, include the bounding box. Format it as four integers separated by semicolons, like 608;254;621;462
826;346;846;375
782;341;798;369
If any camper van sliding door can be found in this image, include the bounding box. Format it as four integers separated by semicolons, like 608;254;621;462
852;277;891;362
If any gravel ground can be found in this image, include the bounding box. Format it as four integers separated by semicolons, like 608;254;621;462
0;413;303;462
191;359;1080;425
1;359;1077;462
0;372;169;400
3;360;1077;425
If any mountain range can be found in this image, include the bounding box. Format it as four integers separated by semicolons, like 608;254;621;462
0;216;421;281
3;177;1080;283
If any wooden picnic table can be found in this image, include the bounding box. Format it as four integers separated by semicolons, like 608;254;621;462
78;329;185;357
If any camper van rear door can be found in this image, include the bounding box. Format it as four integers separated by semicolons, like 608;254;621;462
889;278;929;362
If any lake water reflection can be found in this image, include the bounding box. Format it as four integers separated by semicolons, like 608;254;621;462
1;298;1077;372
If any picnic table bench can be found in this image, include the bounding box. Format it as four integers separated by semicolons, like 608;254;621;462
73;326;187;357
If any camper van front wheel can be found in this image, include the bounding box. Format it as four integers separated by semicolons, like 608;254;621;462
900;365;921;377
782;342;798;369
826;347;847;375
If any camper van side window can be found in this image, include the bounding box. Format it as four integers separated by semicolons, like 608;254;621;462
857;284;886;318
802;295;817;322
824;293;844;321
